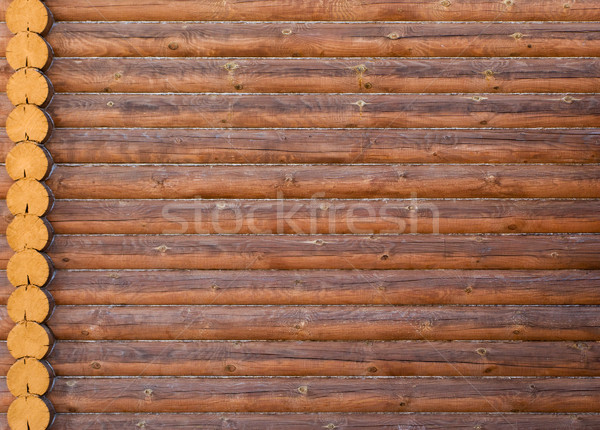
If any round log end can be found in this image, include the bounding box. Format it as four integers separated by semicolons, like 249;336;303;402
6;141;53;181
7;358;53;397
7;285;54;323
6;249;53;287
6;0;53;35
7;395;54;430
6;179;53;216
7;321;54;360
6;104;53;144
6;31;53;71
7;214;53;252
7;68;53;107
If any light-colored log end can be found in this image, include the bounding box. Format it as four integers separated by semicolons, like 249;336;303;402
6;141;53;181
7;321;54;360
6;0;53;35
6;179;53;217
7;68;53;107
7;285;54;323
7;358;53;397
6;249;53;287
7;395;54;430
6;104;53;144
6;31;53;71
7;214;53;252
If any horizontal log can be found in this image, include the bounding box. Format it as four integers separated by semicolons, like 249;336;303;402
15;413;600;430
2;128;599;164
1;23;599;58
1;269;598;306
1;94;599;128
0;199;595;234
39;377;600;412
2;58;599;93
0;305;598;341
1;165;598;199
0;340;595;377
2;0;600;21
0;234;597;270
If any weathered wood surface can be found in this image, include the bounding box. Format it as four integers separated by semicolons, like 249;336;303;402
2;0;600;21
2;128;599;164
0;340;596;377
1;23;599;58
9;413;600;430
0;234;596;270
1;270;598;306
0;305;597;341
1;199;595;234
0;165;595;199
2;58;599;93
0;94;598;128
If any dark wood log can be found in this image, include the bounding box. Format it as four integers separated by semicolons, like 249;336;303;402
1;305;598;341
2;58;599;93
1;165;597;199
0;340;594;377
0;94;596;128
1;269;598;306
2;128;598;164
3;0;600;21
1;23;599;58
1;199;595;234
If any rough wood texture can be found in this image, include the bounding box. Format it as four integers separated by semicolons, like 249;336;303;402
7;199;596;235
3;58;599;94
5;104;52;143
6;321;53;359
0;23;598;58
2;165;595;200
1;128;598;164
6;395;53;430
6;67;53;106
2;0;600;21
0;269;596;306
0;93;596;128
7;285;53;323
6;358;52;396
40;377;600;413
5;0;52;35
6;249;52;287
21;340;600;377
6;214;52;251
5;31;52;71
5;178;52;216
5;141;52;180
0;305;595;341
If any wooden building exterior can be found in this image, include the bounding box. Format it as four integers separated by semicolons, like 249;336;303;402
0;0;599;428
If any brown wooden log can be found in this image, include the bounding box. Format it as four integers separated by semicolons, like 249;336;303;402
5;141;52;181
6;358;53;396
1;165;595;200
22;412;600;430
0;23;598;58
2;93;597;128
1;128;598;165
5;31;52;71
0;234;590;271
0;305;596;341
4;57;599;94
5;0;53;35
6;68;53;106
41;377;600;412
30;340;600;377
7;395;53;430
5;104;52;143
5;199;596;235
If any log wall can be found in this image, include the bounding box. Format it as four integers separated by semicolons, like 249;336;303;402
1;0;599;428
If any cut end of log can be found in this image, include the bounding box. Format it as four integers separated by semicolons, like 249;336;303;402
7;358;53;397
6;141;53;181
6;31;53;71
6;0;53;35
7;321;54;360
7;285;54;323
7;395;54;430
6;179;53;216
7;214;53;252
6;104;53;144
6;249;53;287
7;68;53;107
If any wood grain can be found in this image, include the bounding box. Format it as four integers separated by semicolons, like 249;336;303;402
2;0;600;21
1;23;599;58
2;128;599;164
1;58;599;94
0;305;598;341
